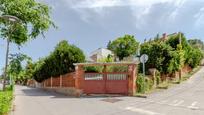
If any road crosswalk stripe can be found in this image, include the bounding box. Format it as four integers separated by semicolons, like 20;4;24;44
125;107;161;115
188;101;199;110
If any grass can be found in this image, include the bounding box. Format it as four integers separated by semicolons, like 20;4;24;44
0;86;14;115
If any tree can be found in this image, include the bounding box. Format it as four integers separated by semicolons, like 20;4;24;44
107;35;139;60
33;40;85;82
185;47;203;68
140;41;173;73
0;0;54;90
7;53;31;84
188;39;204;51
0;0;55;44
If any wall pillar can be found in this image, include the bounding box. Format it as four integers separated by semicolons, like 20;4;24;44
60;75;62;88
51;77;53;88
75;65;84;90
128;64;137;96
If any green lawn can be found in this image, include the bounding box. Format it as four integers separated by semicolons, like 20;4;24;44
0;87;13;115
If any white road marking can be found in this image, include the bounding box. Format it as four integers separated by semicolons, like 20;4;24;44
188;101;199;110
173;100;184;106
125;107;161;115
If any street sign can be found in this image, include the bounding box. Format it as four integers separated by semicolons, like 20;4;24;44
140;54;148;63
140;54;149;76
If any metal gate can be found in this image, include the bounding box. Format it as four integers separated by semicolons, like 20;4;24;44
83;73;128;94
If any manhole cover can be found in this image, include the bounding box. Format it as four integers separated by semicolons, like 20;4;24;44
101;98;122;103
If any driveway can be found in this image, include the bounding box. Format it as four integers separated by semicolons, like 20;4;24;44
12;66;204;115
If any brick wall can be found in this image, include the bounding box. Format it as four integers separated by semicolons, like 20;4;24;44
160;64;192;81
42;72;75;88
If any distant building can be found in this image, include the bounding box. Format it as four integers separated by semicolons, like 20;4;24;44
89;48;114;62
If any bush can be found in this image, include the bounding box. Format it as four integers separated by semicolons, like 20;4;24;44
136;74;145;93
186;48;203;68
0;88;13;115
140;41;173;73
136;74;154;94
84;66;103;73
144;77;154;91
140;33;202;76
107;66;128;72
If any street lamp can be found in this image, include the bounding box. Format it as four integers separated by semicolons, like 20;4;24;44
0;15;21;90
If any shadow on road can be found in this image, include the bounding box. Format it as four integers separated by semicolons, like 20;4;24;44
19;86;126;99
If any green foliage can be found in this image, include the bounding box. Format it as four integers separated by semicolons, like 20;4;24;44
84;65;128;73
84;66;103;73
140;41;173;73
156;75;161;85
186;48;203;68
156;71;161;85
107;35;139;60
33;40;85;82
167;45;185;73
107;66;128;72
136;74;154;94
166;33;189;50
144;77;154;91
136;74;145;93
0;0;55;45
97;54;114;62
7;53;32;84
0;87;13;115
140;33;202;75
188;39;204;51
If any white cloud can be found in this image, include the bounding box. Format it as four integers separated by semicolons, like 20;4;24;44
194;7;204;27
68;0;185;9
62;0;188;28
169;0;186;20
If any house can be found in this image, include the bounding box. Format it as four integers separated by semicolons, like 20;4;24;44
89;48;113;62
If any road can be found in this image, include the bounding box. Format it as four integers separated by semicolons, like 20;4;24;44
12;66;204;115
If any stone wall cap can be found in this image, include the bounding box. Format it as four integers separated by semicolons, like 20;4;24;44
74;62;137;66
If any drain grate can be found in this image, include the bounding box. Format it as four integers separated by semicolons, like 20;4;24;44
101;98;122;103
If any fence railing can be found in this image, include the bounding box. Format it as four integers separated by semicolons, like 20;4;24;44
84;72;128;81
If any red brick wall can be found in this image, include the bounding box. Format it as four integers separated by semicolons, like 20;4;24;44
62;73;75;87
42;72;75;88
160;65;192;81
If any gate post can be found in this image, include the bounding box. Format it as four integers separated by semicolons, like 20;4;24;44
75;65;84;90
128;64;137;96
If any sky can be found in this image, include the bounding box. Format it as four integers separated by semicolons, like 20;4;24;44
1;0;204;74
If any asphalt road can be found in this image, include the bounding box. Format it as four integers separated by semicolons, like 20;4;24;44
12;66;204;115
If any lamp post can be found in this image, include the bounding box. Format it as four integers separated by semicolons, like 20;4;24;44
0;15;21;91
